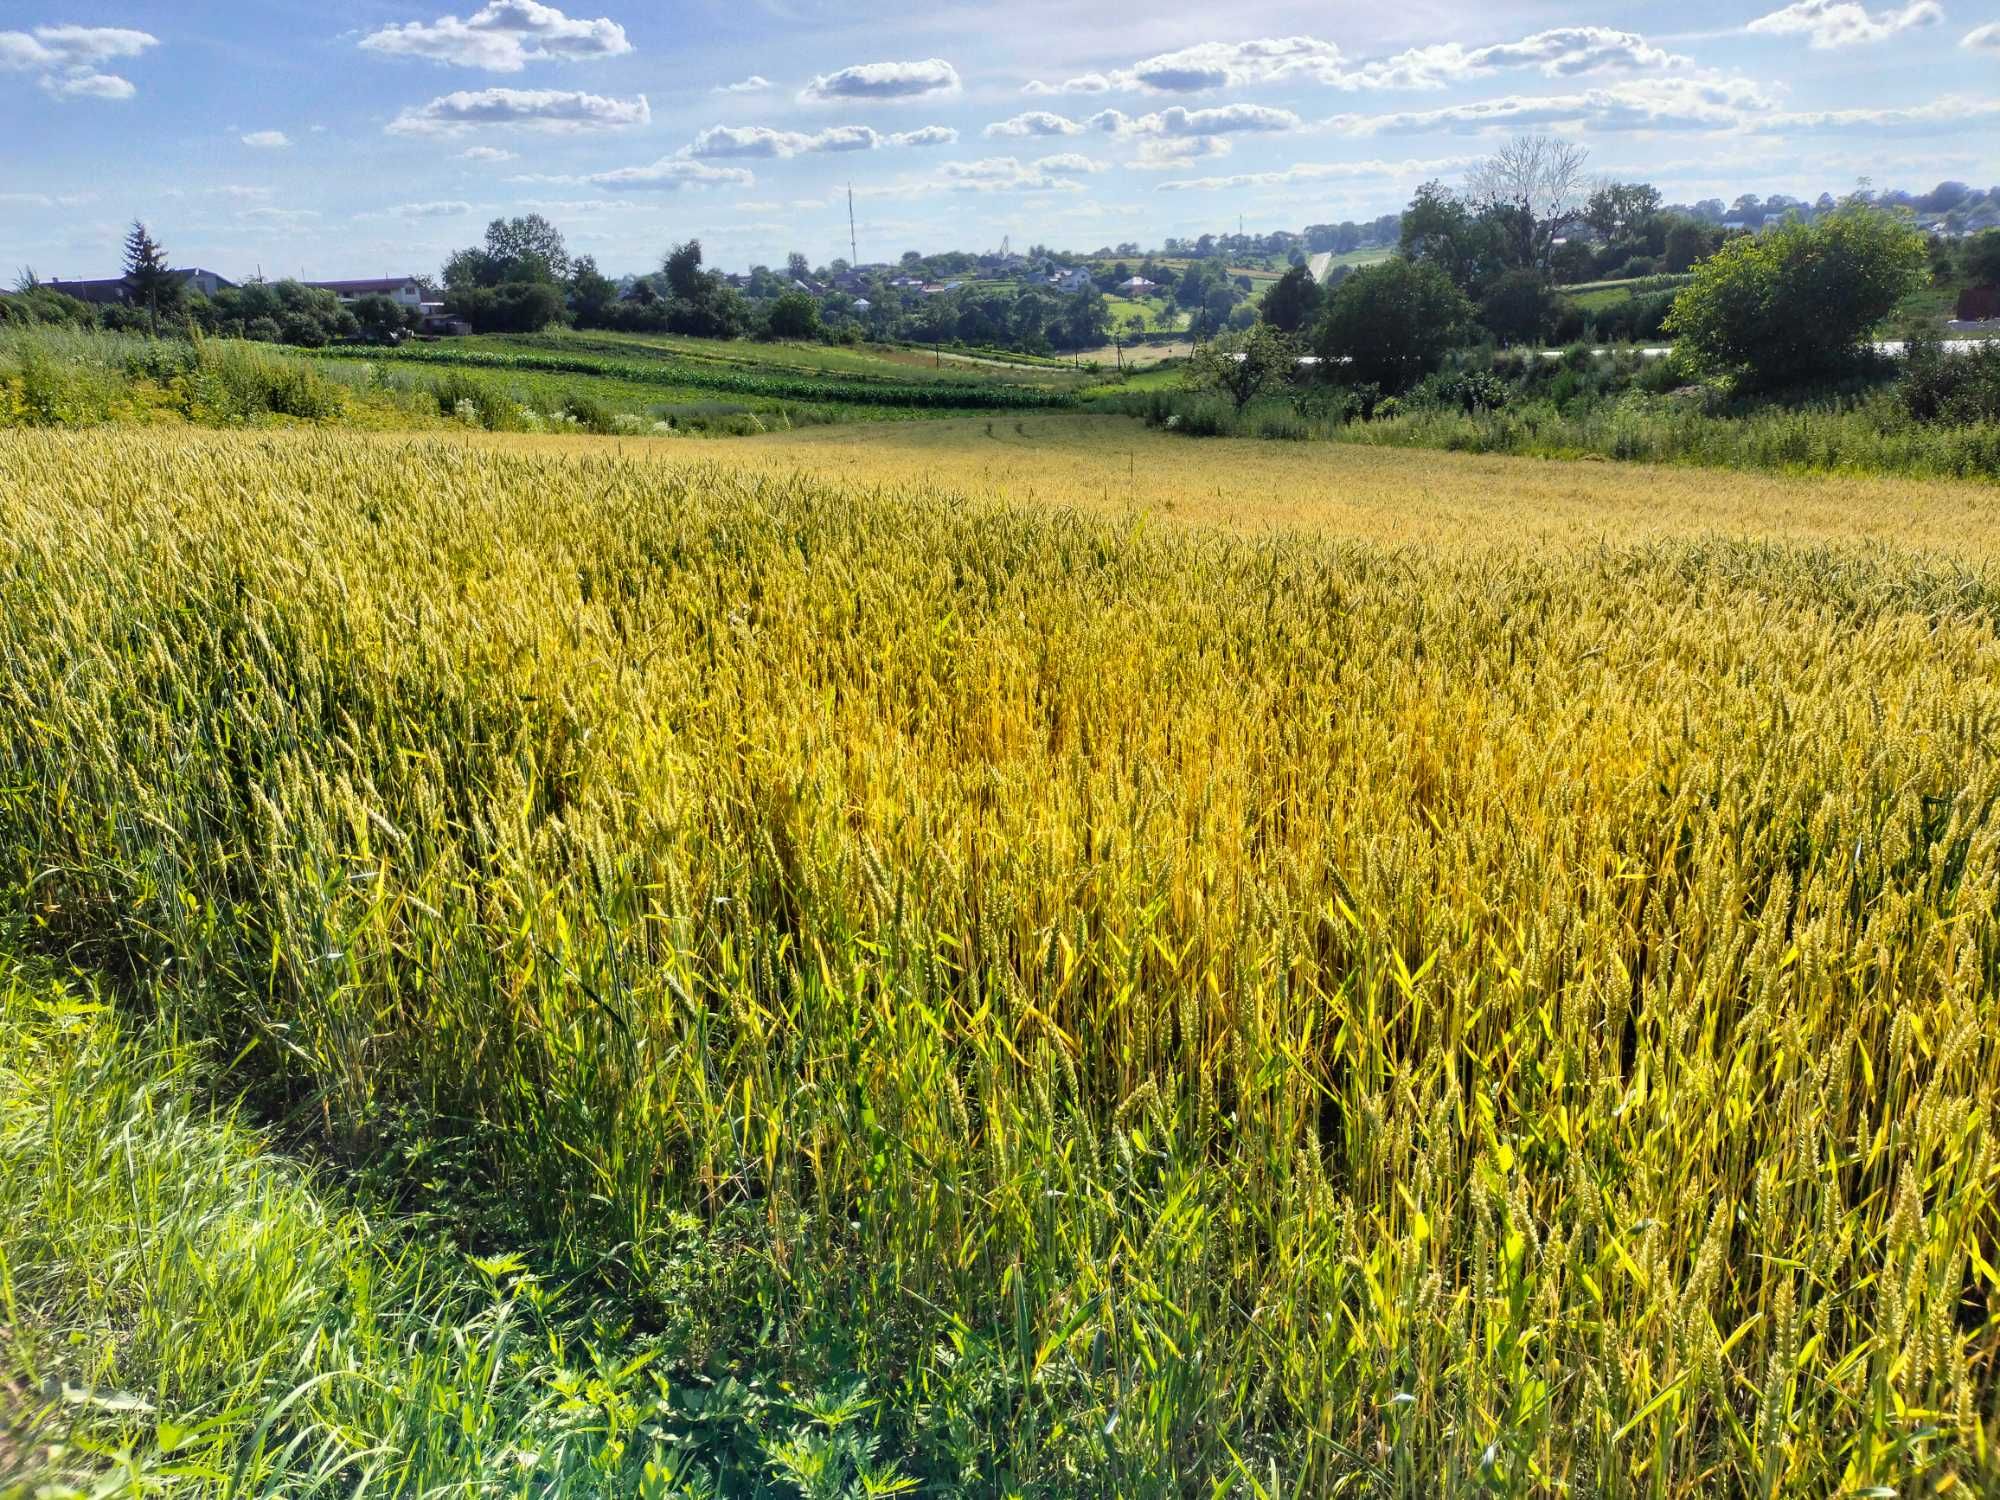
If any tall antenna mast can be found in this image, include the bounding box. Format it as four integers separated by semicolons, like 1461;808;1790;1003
848;184;858;265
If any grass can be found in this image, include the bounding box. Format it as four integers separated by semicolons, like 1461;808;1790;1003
3;426;2000;1493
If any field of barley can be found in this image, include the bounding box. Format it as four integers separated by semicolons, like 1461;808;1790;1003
3;426;1999;1496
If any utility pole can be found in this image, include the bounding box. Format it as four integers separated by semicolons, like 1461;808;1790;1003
848;184;858;266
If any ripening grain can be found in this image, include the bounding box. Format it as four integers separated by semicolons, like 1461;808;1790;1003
2;428;1997;1494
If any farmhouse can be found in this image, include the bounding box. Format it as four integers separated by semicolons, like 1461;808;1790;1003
44;267;237;305
1048;267;1093;294
302;276;427;311
1118;276;1158;295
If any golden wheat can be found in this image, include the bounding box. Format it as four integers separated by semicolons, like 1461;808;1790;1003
2;426;1997;1494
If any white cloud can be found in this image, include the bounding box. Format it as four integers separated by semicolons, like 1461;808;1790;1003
239;206;323;226
1024;27;1688;96
714;74;770;93
1034;152;1107;174
460;145;517;160
360;2;631;72
985;110;1085;138
583;157;755;191
1352;29;1690;89
1090;103;1301;137
800;58;959;102
2;23;155;100
42;71;135;100
1155;154;1477;192
387;87;650;135
686;123;955;157
1118;36;1344;93
207;184;276;201
0;24;155;69
395;199;476;217
1758;94;2000;129
1023;72;1111;96
1324;75;1778;134
1132;136;1232;168
1965;21;2000;50
1747;0;1942;48
242;130;291;148
937;156;1086;192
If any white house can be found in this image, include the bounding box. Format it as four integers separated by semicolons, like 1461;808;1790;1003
303;276;427;310
1050;267;1094;294
1117;276;1158;296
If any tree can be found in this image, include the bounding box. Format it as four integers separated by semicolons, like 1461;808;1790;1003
1662;219;1710;274
1965;229;2000;287
661;239;747;339
350;293;409;343
1314;258;1474;392
567;255;618;326
1466;135;1591;274
1399;182;1504;294
766;290;821;340
1260;263;1325;334
1585;181;1663;241
1183;323;1298;412
1478;269;1557;346
122;220;182;334
786;251;813;284
1663;206;1927;388
484;213;569;281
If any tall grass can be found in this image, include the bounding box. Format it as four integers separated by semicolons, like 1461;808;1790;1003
1110;386;2000;481
3;430;1999;1492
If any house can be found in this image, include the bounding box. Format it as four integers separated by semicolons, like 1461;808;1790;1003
302;276;427;310
852;298;872;313
1117;276;1158;296
44;267;237;306
1305;251;1335;286
1048;267;1094;295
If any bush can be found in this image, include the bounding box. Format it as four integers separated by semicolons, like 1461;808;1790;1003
1901;332;2000;424
1665;206;1926;389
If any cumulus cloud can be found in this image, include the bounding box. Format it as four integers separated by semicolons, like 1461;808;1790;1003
1034;152;1107;173
936;156;1086;191
686;122;955;157
584;157;755;191
1154;154;1477;192
1351;29;1690;89
239;206;323;226
360;2;631;71
1756;94;2000;129
394;199;475;216
459;144;517;160
387;86;650;135
713;74;770;93
1132;136;1232;168
1120;36;1343;92
1022;72;1111;96
800;58;959;102
1090;103;1301;138
43;71;136;99
985;110;1086;138
1966;22;2000;50
1023;27;1688;96
241;130;291;148
1747;0;1942;47
1324;75;1777;134
1;23;155;100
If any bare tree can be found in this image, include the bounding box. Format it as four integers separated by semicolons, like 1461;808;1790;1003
1467;135;1591;273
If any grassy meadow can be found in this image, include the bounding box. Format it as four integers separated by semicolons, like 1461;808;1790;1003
4;424;2000;1495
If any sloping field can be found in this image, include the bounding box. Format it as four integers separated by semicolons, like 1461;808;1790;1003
4;427;1998;1494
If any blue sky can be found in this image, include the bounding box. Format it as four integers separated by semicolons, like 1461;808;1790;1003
3;0;1996;280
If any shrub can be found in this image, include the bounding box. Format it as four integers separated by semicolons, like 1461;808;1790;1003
1664;206;1926;389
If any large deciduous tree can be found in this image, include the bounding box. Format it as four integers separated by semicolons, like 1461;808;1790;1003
1466;135;1591;275
1313;258;1473;392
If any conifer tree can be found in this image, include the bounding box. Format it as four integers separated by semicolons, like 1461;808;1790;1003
122;220;181;335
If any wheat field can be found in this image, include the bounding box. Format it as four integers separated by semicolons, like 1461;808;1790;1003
3;427;1998;1495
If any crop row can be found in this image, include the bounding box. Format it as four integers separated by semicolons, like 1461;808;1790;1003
321;341;1080;410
